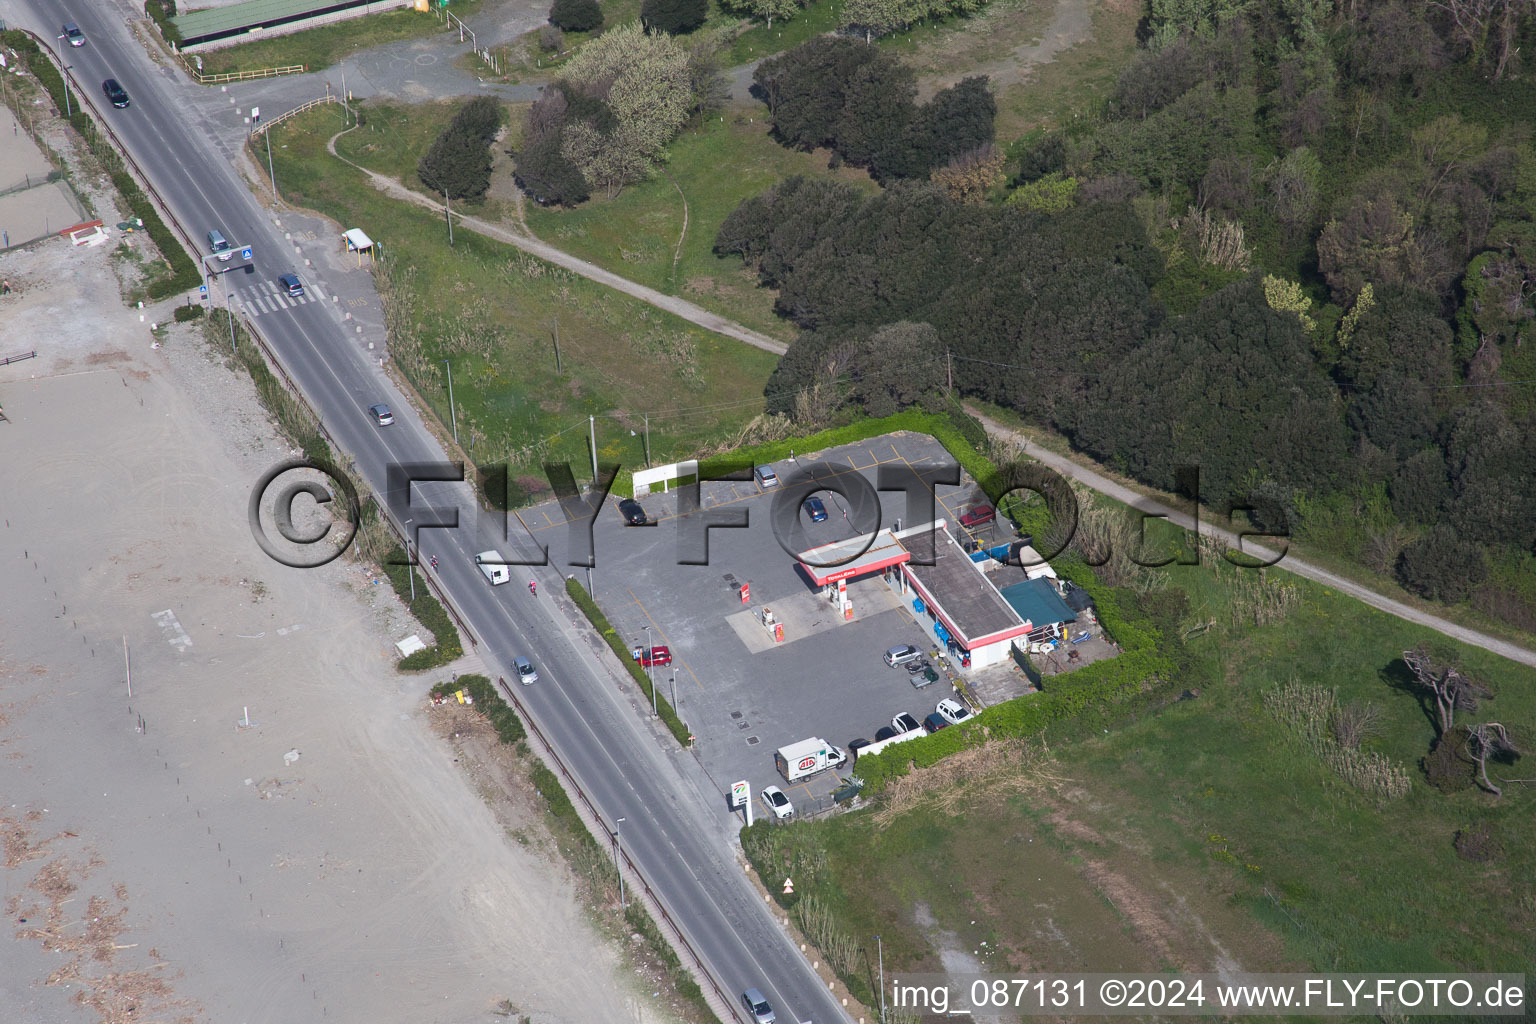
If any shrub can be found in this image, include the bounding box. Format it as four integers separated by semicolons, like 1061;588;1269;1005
144;0;183;46
550;0;603;32
538;24;565;51
1396;525;1486;603
641;0;707;34
173;303;205;322
1452;822;1505;862
1422;725;1475;793
430;674;526;745
382;545;465;670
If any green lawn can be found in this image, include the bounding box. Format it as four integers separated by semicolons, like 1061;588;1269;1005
195;3;483;77
522;113;880;342
744;478;1535;1002
992;0;1141;141
262;106;778;487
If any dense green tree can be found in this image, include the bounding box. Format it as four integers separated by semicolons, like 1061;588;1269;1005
417;97;502;200
1391;448;1452;525
549;0;602;31
641;0;707;33
514;132;590;206
1396;525;1486;603
452;95;503;145
721;0;801;28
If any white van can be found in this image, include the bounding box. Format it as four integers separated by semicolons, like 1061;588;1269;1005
475;550;510;585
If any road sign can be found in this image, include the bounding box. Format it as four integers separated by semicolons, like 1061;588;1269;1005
241;247;253;260
730;780;748;808
199;285;207;296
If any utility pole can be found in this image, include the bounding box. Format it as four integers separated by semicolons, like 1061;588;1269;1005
947;348;953;395
589;415;597;482
443;359;458;444
643;413;650;467
123;636;131;698
876;934;886;1021
615;818;626;909
444;191;453;246
551;316;561;374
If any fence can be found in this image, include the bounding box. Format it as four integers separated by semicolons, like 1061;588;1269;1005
249;94;343;138
433;5;502;75
177;54;307;85
1;350;38;366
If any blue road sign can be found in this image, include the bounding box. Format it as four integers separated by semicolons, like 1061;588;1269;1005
199;285;208;296
241;247;253;260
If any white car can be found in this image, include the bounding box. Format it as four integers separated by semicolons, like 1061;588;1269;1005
935;697;973;726
761;785;793;820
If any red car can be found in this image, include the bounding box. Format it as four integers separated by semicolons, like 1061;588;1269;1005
634;645;671;668
958;504;996;528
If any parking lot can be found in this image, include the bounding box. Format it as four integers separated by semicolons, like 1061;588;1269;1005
518;431;1018;815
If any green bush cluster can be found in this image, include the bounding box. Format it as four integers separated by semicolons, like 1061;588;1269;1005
565;578;692;746
143;0;184;46
430;674;526;745
382;544;465;670
172;303;205;322
0;32;198;298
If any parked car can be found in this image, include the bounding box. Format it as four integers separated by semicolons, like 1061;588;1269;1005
892;712;921;735
959;504;997;528
633;645;671;668
62;22;85;46
368;403;394;426
513;656;538;685
847;738;871;758
884;644;923;668
278;272;304;297
741;988;777;1024
754;464;779;488
803;496;827;522
761;785;793;820
935;697;972;725
873;726;898;742
923;712;950;734
618;498;647;525
101;79;130;108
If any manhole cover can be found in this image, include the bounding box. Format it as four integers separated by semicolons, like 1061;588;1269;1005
730;710;743;719
745;736;759;745
737;721;750;730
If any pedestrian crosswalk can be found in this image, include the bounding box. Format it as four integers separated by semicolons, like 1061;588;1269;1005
235;279;324;316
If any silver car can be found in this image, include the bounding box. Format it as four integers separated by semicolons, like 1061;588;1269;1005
884;644;923;668
741;987;776;1023
514;657;538;685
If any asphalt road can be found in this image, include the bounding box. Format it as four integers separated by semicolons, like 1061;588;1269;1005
13;3;852;1021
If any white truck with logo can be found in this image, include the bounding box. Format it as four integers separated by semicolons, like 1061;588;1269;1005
775;737;847;782
475;550;510;585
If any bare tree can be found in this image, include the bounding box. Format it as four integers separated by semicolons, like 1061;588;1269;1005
1402;645;1493;735
1332;701;1383;750
1464;722;1518;796
1430;0;1525;80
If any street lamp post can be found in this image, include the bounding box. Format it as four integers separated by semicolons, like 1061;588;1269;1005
875;934;886;1021
644;626;656;717
443;359;458;445
615;817;626;909
670;671;677;723
55;47;73;117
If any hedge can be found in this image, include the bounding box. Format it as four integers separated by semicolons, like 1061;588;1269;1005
565;578;692;746
0;31;199;297
383;544;465;670
173;303;205;322
430;674;525;745
144;0;184;47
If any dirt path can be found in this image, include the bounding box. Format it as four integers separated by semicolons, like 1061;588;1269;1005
968;407;1536;669
327;128;789;356
932;0;1098;91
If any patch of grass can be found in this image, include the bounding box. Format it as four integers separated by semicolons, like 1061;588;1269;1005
195;2;484;77
726;1;844;67
262;105;778;481
522;113;878;341
381;544;465;669
991;0;1141;141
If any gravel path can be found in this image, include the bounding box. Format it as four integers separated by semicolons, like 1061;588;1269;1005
967;407;1536;669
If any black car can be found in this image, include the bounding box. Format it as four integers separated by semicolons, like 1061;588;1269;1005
102;79;129;108
618;498;647;525
873;726;897;742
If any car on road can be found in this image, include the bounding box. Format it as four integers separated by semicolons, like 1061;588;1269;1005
959;503;997;528
368;403;394;426
102;79;130;109
633;645;671;668
803;495;827;522
741;987;777;1023
62;22;85;46
884;644;923;668
923;712;950;733
618;497;647;525
754;464;779;488
936;697;972;725
514;656;539;685
761;785;793;820
278;272;304;298
207;228;232;262
892;712;921;736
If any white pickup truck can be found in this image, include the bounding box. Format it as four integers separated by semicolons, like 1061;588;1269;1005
474;550;510;585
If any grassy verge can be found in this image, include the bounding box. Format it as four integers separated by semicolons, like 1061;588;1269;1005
989;0;1141;142
430;674;709;1018
193;3;483;77
263;104;779;496
565;578;693;745
380;544;465;670
521;112;878;342
202;309;332;462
